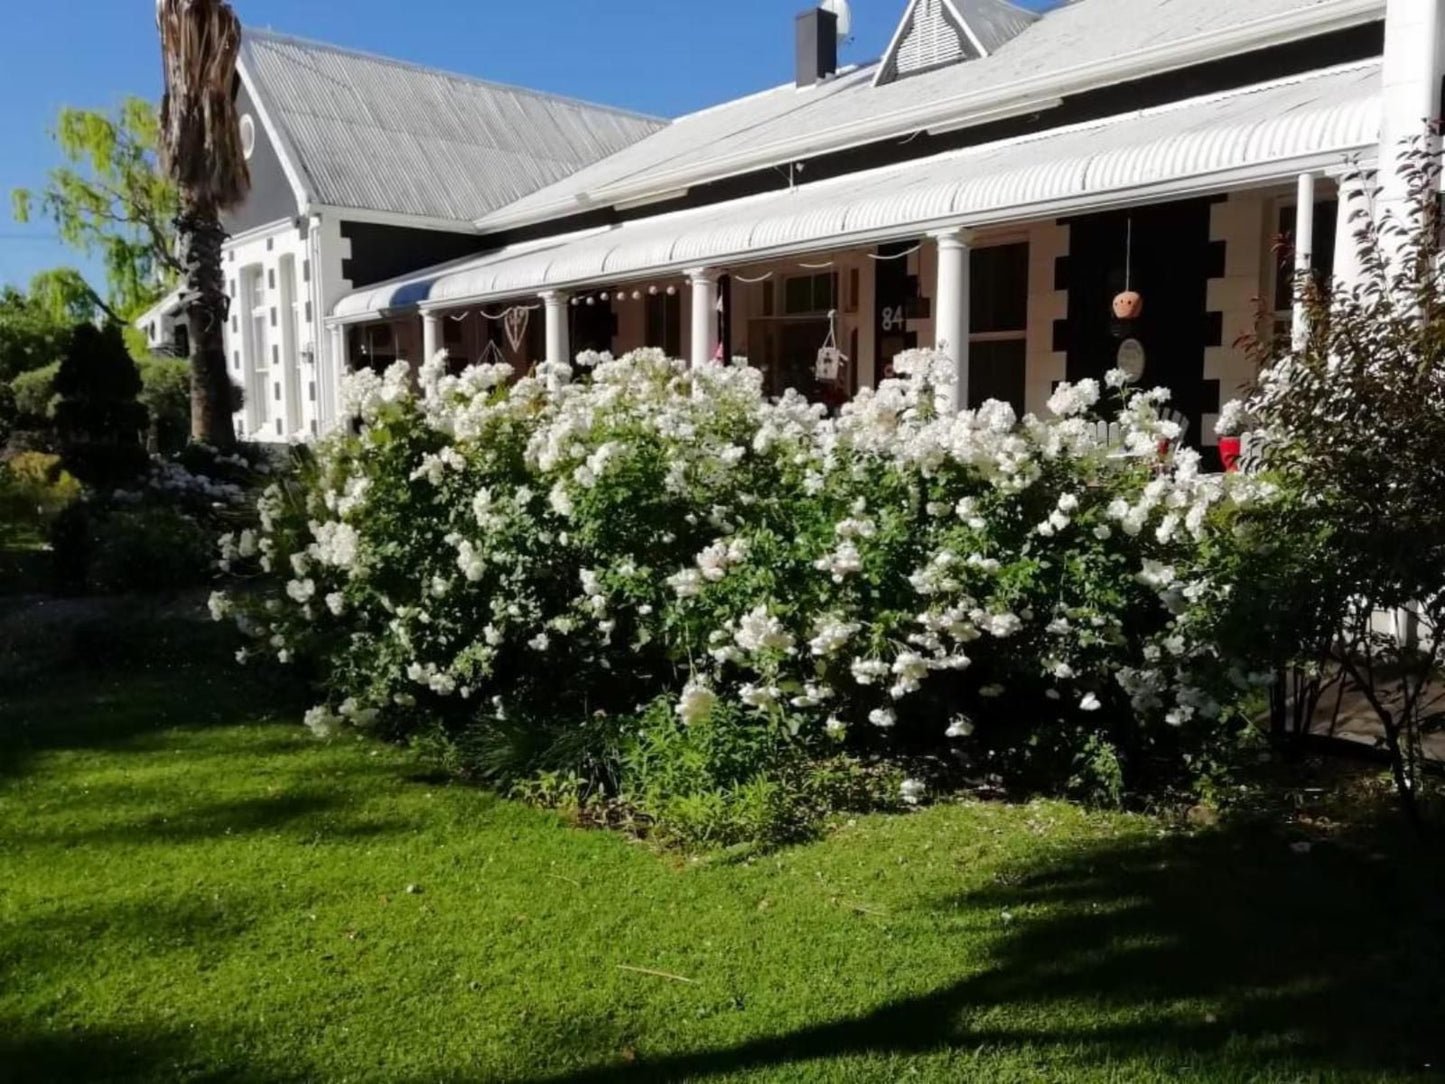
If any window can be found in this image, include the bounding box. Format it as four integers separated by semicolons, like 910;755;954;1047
645;291;682;357
1273;199;1338;340
967;243;1028;413
356;323;396;371
242;266;270;431
783;272;837;315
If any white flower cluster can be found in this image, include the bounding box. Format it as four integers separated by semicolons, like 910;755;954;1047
217;346;1260;756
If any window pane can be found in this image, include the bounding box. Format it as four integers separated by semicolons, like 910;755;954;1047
812;272;837;312
784;276;813;315
1274;201;1338;311
968;338;1026;415
970;243;1028;333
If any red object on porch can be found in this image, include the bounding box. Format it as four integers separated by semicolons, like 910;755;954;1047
1219;435;1242;473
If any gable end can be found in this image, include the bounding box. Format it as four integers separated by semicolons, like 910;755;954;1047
876;0;1038;86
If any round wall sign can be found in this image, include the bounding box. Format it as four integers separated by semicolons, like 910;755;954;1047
1116;338;1146;382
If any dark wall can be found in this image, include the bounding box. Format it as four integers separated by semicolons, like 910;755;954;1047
339;221;490;290
223;83;299;236
1056;197;1220;460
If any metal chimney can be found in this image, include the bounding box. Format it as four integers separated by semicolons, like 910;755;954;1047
796;7;839;87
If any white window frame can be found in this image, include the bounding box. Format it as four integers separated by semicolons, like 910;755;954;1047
242;265;270;433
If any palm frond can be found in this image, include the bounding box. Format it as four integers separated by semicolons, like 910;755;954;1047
157;0;251;210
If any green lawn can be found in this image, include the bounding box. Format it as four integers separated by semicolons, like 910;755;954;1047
1;626;1442;1082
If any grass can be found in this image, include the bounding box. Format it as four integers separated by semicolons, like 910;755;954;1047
1;616;1442;1082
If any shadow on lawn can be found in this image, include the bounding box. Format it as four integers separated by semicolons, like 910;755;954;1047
6;789;414;849
0;608;307;781
0;1021;307;1084
516;821;1445;1083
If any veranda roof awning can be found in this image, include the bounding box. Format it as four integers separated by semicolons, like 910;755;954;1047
330;61;1380;324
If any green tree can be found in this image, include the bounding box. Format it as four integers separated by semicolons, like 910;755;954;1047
0;284;72;384
0;266;114;387
158;0;251;451
12;99;180;320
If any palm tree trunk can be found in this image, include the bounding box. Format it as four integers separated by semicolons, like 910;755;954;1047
178;202;236;450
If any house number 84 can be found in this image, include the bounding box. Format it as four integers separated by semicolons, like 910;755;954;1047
881;305;907;331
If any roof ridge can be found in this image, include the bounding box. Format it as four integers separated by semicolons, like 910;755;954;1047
242;27;668;125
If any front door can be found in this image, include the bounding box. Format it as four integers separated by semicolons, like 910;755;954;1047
1062;198;1217;455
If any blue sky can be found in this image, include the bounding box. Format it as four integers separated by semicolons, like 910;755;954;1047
1;0;1052;293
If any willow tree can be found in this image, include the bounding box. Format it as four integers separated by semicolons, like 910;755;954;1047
157;0;250;449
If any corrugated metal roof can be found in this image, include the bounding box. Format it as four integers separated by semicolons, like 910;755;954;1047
239;29;666;223
959;0;1042;53
475;0;1380;232
333;61;1379;321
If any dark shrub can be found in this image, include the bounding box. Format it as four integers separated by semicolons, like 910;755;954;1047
50;502;212;595
137;355;191;453
88;505;212;593
53;323;148;488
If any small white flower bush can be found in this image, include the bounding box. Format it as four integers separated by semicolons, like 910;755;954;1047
216;347;1268;836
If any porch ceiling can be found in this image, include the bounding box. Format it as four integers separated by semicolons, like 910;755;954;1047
331;61;1380;324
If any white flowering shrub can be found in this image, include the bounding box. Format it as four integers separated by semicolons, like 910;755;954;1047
216;347;1266;833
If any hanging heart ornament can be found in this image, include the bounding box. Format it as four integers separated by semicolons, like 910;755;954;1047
503;307;530;353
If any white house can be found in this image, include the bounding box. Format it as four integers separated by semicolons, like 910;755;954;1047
144;29;664;442
155;0;1445;467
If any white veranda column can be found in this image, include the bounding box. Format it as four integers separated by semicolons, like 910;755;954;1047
1332;172;1367;295
326;324;346;429
932;228;972;411
539;290;570;368
1291;172;1316;350
421;310;441;364
1380;0;1445;177
1377;0;1445;273
688;268;719;368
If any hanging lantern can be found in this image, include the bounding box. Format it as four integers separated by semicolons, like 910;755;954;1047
585;296;596;306
631;290;642;301
648;285;659;296
666;285;677;296
1112;291;1143;320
